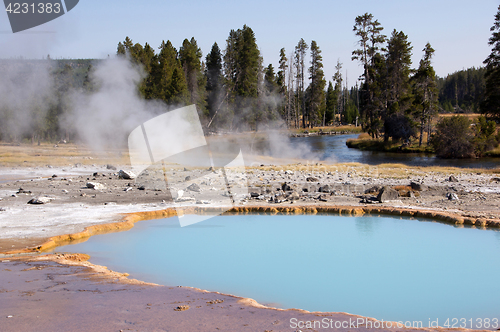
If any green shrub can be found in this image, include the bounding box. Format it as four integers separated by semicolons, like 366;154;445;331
431;116;475;158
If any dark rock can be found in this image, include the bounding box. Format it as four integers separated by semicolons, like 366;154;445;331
365;185;382;194
360;196;378;204
377;187;399;203
318;184;330;193
449;175;459;182
27;196;52;204
317;194;328;202
281;182;292;191
187;183;201;192
17;188;31;194
306;176;319;182
410;182;427;191
86;182;106;190
250;192;260;198
51;174;57;178
185;175;192;182
446;192;459;201
106;164;117;170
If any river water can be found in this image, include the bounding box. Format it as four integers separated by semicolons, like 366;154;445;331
255;134;500;168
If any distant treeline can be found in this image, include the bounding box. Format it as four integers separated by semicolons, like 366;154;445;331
436;67;486;113
0;56;488;144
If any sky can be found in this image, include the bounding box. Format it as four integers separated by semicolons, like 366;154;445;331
0;0;498;86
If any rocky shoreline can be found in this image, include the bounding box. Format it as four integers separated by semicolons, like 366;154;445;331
1;162;500;253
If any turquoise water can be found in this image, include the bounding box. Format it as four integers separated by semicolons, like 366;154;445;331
56;214;500;326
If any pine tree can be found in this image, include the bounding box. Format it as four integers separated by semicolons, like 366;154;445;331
179;37;204;107
384;29;413;141
352;13;386;138
262;64;279;123
307;41;326;127
152;40;188;104
223;25;262;130
139;43;156;99
325;81;336;124
295;38;308;128
333;60;343;124
276;48;288;124
168;67;189;104
413;43;438;146
482;5;500;118
205;42;224;126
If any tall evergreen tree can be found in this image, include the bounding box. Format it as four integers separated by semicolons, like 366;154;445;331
205;42;224;126
153;40;188;104
482;4;500;118
276;48;288;124
264;64;278;94
223;25;261;130
179;37;204;108
384;29;413;141
295;38;308;128
262;64;279;123
325;81;336;124
352;13;386;138
413;42;438;146
307;40;326;127
333;60;343;124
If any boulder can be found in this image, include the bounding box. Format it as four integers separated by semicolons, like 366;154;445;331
318;184;330;193
446;192;459;201
306;176;319;182
317;194;328;202
281;182;293;191
448;175;459;182
106;164;117;170
118;170;136;180
27;196;53;205
410;181;427;191
377;187;399;203
187;183;201;192
86;182;106;190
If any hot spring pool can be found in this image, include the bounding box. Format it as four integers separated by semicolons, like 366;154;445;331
55;214;500;326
